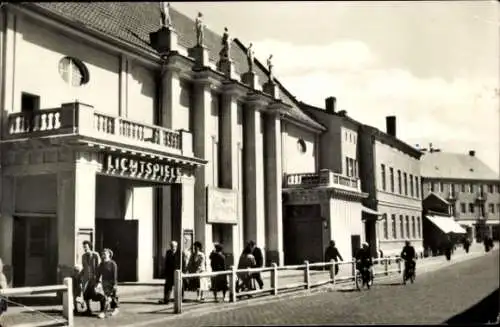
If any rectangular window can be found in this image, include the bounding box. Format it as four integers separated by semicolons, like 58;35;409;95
461;184;466;192
417;217;421;238
460;203;466;213
469;203;475;213
397;170;402;194
469;184;473;193
409;174;414;197
411;216;416;238
390;168;395;193
497;204;500;213
497;185;500;193
405;215;410;238
345;157;349;177
488;184;494;193
415;177;419;198
399;215;404;239
489;204;495;213
391;214;397;239
403;173;408;196
440;182;445;193
383;214;388;239
381;164;387;191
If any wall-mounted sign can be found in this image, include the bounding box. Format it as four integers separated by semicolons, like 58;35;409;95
104;154;182;182
206;187;238;224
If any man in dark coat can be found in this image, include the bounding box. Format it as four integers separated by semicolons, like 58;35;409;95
248;241;264;289
324;240;344;275
159;241;181;305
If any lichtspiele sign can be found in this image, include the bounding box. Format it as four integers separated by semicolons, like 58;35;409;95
206;187;238;224
103;154;181;182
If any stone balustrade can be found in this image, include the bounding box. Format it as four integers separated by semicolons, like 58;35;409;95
283;169;360;191
6;102;191;156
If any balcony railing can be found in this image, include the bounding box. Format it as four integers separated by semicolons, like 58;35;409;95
6;102;192;156
284;169;360;191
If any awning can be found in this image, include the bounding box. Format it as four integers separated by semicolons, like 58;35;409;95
426;215;467;234
361;206;382;216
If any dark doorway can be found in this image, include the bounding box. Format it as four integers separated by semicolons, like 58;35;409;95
364;218;377;257
351;235;361;258
21;92;40;113
12;216;57;287
283;205;324;265
95;219;138;282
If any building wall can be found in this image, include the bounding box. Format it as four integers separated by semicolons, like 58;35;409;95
281;122;317;175
340;126;359;177
14;174;57;214
307;110;342;173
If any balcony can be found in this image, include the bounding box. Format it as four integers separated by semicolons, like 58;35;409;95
283;169;360;191
5;102;193;156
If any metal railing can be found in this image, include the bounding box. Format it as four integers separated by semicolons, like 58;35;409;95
172;256;402;313
0;277;74;326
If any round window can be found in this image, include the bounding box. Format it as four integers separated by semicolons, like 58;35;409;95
58;57;90;87
297;139;307;154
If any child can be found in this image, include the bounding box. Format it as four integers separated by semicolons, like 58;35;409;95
95;248;119;319
72;264;85;315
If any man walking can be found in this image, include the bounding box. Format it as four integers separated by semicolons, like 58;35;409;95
324;240;344;275
81;241;100;316
248;241;264;290
159;241;181;305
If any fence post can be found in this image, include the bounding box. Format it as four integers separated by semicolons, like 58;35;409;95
304;261;310;289
230;265;237;303
173;269;182;314
329;260;335;285
384;257;389;276
397;258;402;274
271;263;278;295
62;277;74;327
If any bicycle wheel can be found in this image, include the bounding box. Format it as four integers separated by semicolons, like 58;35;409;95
355;271;361;291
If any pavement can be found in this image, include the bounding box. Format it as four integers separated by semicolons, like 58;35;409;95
0;242;493;327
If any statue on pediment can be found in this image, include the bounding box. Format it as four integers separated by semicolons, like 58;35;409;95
195;12;204;47
247;43;254;72
160;2;172;28
267;54;274;82
219;27;231;61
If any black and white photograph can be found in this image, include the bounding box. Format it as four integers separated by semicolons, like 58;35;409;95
0;1;499;326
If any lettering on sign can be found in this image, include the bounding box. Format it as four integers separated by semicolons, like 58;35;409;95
104;154;182;182
207;187;238;224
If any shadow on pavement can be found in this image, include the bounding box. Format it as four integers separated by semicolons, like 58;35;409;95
8;295;60;307
337;289;359;293
445;288;499;325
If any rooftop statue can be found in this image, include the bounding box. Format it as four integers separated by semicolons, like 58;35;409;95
219;27;231;60
160;2;172;28
267;54;274;82
195;12;204;47
247;43;254;72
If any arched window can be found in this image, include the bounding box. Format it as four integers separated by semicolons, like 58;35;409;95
58;57;90;87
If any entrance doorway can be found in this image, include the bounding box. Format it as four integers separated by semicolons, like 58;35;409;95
95;219;138;282
283;205;324;265
12;216;57;287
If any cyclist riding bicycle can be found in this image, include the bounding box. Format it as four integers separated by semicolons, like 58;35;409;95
400;240;416;283
355;242;373;285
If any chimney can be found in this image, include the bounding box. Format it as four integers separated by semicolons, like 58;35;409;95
386;116;396;137
325;97;336;113
469;150;475;157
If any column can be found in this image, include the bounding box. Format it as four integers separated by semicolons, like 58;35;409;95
0;175;15;284
243;103;266;251
160;66;183;129
263;110;283;265
133;186;154;281
171;176;195;270
220;91;240;264
57;158;97;280
192;80;213;255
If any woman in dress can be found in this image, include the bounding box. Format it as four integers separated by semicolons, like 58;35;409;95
95;248;119;319
186;241;208;302
209;243;228;302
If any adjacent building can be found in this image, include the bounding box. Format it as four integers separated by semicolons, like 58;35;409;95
420;148;500;242
358;117;424;258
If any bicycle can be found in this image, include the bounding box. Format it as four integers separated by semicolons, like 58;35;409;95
402;260;416;285
355;266;373;291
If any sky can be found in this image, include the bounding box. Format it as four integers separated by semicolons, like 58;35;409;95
173;1;500;175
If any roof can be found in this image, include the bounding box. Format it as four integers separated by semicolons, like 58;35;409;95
360;124;422;159
299;101;360;130
424;192;450;205
23;2;324;131
420;151;499;181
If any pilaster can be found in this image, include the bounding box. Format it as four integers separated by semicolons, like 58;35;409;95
0;174;15;284
192;79;213;255
56;152;98;280
263;108;283;265
160;66;183;130
243;102;266;252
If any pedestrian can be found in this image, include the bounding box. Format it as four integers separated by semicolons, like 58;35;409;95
209;243;228;302
324;240;344;275
444;234;453;261
72;264;85;315
463;237;470;253
186;241;208;302
248;241;264;289
81;240;101;316
95;248;119;319
159;241;181;305
0;258;8;326
237;245;256;292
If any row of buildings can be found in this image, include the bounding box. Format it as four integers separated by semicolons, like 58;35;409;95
0;3;498;286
